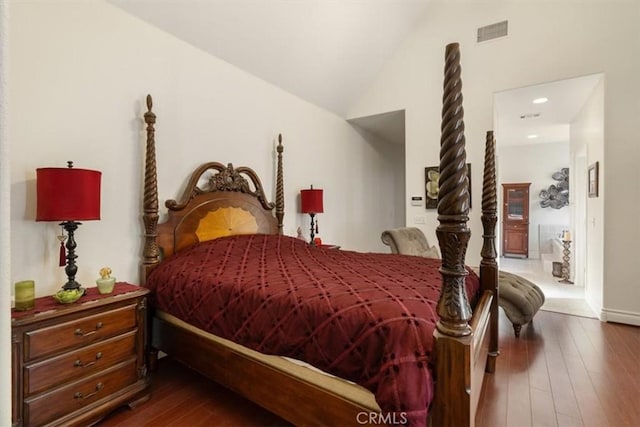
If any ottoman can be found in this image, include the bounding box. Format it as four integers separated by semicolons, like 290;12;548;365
498;271;545;337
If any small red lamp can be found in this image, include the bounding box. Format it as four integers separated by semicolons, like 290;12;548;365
36;161;101;291
300;185;323;246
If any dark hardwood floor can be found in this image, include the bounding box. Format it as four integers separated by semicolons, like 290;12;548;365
97;356;291;427
98;310;640;426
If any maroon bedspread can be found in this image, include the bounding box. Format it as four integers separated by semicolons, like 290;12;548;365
146;234;479;426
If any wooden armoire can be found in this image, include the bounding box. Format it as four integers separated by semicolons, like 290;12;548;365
502;183;531;258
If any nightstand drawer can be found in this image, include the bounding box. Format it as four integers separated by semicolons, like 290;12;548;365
25;303;138;361
24;358;138;427
24;331;137;396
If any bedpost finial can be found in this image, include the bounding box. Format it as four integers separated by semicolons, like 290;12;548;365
481;131;497;214
277;134;284;153
144;95;156;125
445;42;460;58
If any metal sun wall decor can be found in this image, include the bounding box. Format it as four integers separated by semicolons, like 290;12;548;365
539;168;569;209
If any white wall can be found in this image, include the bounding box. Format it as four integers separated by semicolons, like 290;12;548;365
0;0;11;423
571;79;605;316
348;123;406;234
348;0;640;323
499;142;570;259
7;0;397;305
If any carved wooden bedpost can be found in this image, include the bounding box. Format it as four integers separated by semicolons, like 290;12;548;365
142;94;160;284
480;131;499;373
276;134;285;234
432;42;473;427
435;42;472;337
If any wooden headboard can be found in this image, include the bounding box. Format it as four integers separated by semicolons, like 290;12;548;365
140;95;285;282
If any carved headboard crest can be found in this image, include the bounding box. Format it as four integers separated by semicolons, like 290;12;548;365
165;162;275;212
210;163;250;192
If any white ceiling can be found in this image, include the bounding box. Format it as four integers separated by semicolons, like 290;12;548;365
110;1;602;147
348;110;405;145
494;74;602;147
109;0;432;118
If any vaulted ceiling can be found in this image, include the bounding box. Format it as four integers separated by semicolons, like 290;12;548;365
110;0;432;118
110;1;600;147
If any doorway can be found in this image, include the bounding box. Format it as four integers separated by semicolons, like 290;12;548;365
493;74;603;317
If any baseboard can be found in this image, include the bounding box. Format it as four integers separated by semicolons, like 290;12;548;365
601;307;640;326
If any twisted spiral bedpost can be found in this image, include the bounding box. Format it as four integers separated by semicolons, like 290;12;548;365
435;42;472;337
481;130;499;371
142;94;160;283
276;134;285;235
481;131;497;266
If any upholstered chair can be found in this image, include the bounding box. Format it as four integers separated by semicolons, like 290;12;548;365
381;227;440;259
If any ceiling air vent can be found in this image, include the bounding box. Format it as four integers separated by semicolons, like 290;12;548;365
477;20;508;43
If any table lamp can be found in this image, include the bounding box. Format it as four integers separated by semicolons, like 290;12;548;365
36;161;101;291
300;185;323;246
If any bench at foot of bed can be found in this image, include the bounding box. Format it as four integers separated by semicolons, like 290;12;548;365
498;271;545;337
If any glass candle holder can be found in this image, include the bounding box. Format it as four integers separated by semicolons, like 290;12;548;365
15;280;35;311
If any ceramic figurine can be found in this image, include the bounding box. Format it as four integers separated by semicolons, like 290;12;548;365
96;267;116;294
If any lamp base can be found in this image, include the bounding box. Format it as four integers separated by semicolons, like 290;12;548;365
308;213;316;246
62;280;84;291
60;220;84;291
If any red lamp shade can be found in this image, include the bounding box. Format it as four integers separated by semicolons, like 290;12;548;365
36;167;102;221
301;188;323;214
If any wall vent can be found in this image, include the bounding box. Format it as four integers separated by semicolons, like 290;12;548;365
477;20;508;43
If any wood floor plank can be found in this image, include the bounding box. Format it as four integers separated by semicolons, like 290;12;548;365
572;316;640;425
97;358;291;427
476;374;507;427
504;340;532;427
556;412;584;427
530;388;558;427
538;313;582;420
563;352;610;427
588;370;640;426
166;402;214;427
526;329;552;393
593;319;640;394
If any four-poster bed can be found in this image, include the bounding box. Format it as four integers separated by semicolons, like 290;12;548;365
139;43;499;426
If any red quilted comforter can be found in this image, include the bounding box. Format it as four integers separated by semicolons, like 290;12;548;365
146;234;479;426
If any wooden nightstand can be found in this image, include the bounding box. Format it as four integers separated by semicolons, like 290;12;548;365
11;283;150;427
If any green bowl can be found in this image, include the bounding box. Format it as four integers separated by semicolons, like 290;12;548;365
53;288;84;304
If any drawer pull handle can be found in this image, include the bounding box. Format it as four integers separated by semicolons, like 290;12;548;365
74;352;103;368
73;382;104;400
74;322;103;337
